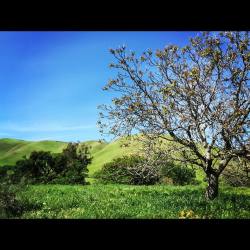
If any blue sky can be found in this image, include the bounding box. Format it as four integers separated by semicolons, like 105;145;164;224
0;31;198;142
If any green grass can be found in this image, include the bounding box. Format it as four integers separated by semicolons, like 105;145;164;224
1;138;249;219
18;184;250;219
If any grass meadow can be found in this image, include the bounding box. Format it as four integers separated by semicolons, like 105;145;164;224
1;138;250;219
17;184;250;219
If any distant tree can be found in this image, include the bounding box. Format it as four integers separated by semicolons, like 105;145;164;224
54;142;92;184
15;151;55;183
8;143;92;185
98;32;250;200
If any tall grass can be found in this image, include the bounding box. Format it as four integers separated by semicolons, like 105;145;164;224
17;184;250;219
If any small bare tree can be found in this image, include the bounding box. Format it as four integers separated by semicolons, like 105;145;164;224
98;32;250;200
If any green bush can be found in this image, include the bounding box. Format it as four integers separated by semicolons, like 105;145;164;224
94;156;197;186
160;163;196;185
93;155;160;185
222;160;250;187
93;158;133;184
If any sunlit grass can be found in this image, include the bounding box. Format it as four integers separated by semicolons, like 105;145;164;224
18;184;250;219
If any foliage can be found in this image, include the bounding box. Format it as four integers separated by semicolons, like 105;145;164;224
99;31;250;199
52;143;92;184
0;165;16;182
18;184;250;219
1;143;92;185
0;182;41;218
222;158;250;187
0;183;23;218
93;155;160;185
15;151;56;184
160;163;197;185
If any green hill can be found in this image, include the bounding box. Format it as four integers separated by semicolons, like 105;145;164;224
0;138;67;166
0;138;139;176
86;138;141;176
0;137;205;182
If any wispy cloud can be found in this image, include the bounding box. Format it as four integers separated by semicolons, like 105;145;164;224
0;122;96;133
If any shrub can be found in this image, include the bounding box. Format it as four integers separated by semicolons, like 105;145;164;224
0;165;16;182
222;159;250;187
0;183;23;218
94;156;196;186
0;182;41;218
160;176;174;185
93;158;133;184
93;155;160;185
160;163;196;185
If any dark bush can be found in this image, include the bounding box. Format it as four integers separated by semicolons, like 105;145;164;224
0;183;41;218
14;151;56;184
93;155;160;185
1;142;92;185
222;159;250;187
160;163;196;185
0;184;24;218
93;158;133;184
0;165;15;182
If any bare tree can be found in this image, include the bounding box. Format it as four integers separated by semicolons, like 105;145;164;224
98;32;250;200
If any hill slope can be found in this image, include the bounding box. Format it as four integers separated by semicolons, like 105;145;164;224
0;138;67;166
86;138;141;176
0;138;138;175
0;137;205;182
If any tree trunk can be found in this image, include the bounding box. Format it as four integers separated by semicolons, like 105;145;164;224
205;172;219;200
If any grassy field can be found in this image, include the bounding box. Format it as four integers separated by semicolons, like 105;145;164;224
1;137;249;219
17;184;250;219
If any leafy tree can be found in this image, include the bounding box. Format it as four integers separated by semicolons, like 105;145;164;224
15;151;55;183
99;32;250;199
53;142;92;184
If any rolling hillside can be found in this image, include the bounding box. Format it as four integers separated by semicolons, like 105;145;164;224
0;138;139;176
0;138;68;166
0;137;205;181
